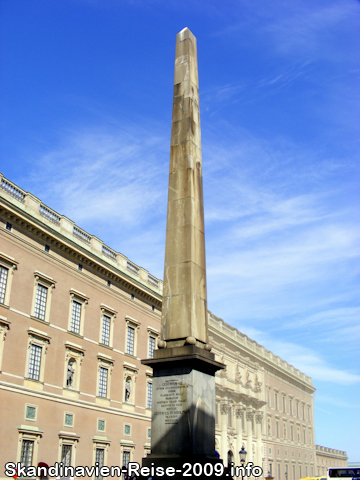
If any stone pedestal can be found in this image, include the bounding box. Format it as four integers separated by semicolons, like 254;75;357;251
142;346;224;479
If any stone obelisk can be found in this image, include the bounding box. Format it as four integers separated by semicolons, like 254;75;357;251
142;28;224;478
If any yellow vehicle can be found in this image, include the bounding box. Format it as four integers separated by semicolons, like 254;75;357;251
299;476;327;480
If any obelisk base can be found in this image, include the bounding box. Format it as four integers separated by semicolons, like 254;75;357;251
141;346;224;479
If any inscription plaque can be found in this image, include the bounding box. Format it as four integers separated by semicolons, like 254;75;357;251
154;379;188;424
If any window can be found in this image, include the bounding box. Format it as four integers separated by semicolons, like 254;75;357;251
61;444;72;466
122;451;130;470
31;272;56;323
68;289;88;336
283;396;286;413
291;425;294;441
44;245;50;253
6;222;12;231
302;404;305;420
148;336;155;358
25;405;37;421
25;329;50;386
125;316;140;357
101;315;111;345
70;301;81;334
28;344;42;380
276;421;279;438
147;428;151;439
20;440;34;467
147;382;152;409
267;389;270;407
98;419;105;432
97;355;114;401
98;367;108;398
99;305;116;348
304;429;306;444
64;413;74;427
308;406;311;422
274;392;278;410
290;399;293;415
34;284;48;320
0;252;18;306
126;326;134;355
278;464;281;480
17;428;42;470
124;424;131;436
95;448;105;480
296;402;299;417
0;266;8;304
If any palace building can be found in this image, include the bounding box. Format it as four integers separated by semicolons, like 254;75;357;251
0;173;347;479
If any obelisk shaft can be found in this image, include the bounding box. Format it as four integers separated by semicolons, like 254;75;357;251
162;27;208;348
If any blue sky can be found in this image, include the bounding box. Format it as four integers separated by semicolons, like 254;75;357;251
1;0;359;461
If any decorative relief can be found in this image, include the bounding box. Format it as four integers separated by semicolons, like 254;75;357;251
235;362;242;384
255;413;263;424
246;411;254;422
220;402;229;415
253;373;262;392
245;370;252;388
235;407;244;419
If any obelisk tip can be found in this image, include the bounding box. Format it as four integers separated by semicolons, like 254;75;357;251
176;27;197;45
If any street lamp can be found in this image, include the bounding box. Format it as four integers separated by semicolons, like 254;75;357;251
239;446;247;480
266;471;274;480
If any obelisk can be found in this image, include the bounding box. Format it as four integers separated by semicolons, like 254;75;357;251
142;28;224;478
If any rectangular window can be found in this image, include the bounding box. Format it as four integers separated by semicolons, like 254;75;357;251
0;266;8;303
293;466;295;480
304;429;306;444
148;336;155;358
64;414;74;427
70;301;81;334
98;419;105;432
276;421;279;438
28;344;42;380
34;284;48;320
228;407;232;427
98;367;108;398
126;326;135;355
122;451;130;478
20;440;34;467
302;404;305;420
283;396;286;413
267;390;270;407
296;402;299;417
147;383;152;409
290;399;292;415
101;315;111;346
278;464;281;480
308;406;311;422
275;393;278;410
61;444;72;467
95;448;105;480
25;406;37;420
291;425;294;441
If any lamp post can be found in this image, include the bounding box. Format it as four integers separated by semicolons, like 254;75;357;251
266;471;274;480
239;446;247;480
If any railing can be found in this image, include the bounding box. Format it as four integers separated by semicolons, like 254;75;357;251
1;178;25;203
102;245;117;261
40;204;60;225
148;275;159;288
127;261;139;276
73;226;91;244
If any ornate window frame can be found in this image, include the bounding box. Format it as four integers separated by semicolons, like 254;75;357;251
0;315;10;371
58;432;80;467
30;271;56;323
24;328;51;387
125;316;140;357
24;403;38;422
120;440;136;470
92;437;111;479
96;354;114;401
0;252;18;307
99;304;117;348
147;326;158;359
68;289;89;337
63;342;85;392
16;426;43;467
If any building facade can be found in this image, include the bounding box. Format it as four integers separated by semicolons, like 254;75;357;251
0;174;347;479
